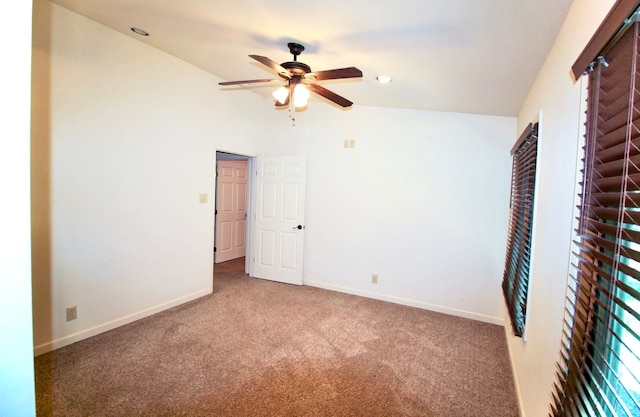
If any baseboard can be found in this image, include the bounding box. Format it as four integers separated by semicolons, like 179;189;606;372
34;288;212;356
302;280;505;326
504;324;527;417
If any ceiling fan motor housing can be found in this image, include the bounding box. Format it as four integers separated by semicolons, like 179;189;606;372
280;61;311;77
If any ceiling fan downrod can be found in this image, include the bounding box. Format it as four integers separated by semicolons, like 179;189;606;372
288;42;305;61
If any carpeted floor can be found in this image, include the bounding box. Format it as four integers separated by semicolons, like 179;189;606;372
34;258;520;416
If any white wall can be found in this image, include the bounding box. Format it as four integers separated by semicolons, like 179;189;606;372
0;3;36;416
31;1;265;354
509;1;616;416
261;104;516;323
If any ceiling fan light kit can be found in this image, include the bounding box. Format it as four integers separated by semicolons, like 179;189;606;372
219;42;362;122
272;86;289;104
293;84;310;107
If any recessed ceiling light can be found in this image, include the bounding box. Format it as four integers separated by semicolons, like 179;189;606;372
130;27;149;37
376;75;392;84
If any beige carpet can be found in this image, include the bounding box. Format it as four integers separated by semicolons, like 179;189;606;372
35;258;520;416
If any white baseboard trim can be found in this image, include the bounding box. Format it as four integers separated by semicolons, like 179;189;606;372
34;288;212;356
504;324;528;417
302;280;504;326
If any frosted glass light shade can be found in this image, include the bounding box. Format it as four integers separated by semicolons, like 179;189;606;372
272;86;289;104
293;84;310;108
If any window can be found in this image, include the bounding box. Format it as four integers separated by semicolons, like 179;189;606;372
502;122;539;337
552;2;640;415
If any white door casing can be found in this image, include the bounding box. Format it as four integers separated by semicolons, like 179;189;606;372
215;160;248;263
251;156;306;285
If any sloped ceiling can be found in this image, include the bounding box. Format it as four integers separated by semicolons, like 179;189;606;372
49;0;574;116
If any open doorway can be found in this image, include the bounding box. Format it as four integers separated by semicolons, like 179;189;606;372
214;151;251;274
213;154;307;286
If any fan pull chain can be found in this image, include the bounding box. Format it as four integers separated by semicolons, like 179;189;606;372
289;101;296;127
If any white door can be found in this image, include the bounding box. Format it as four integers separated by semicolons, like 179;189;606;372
215;160;248;263
251;156;306;285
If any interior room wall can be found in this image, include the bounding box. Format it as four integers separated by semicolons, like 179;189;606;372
508;0;616;416
31;0;265;354
1;3;36;416
260;103;516;323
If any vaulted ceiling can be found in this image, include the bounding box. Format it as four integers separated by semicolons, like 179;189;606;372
50;0;574;116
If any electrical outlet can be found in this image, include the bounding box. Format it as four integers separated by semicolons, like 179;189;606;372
66;306;77;321
199;193;208;204
371;274;378;284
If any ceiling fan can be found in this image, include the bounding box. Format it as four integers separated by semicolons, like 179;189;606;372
219;42;362;109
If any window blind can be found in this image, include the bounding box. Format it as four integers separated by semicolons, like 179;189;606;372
551;12;640;417
502;123;539;337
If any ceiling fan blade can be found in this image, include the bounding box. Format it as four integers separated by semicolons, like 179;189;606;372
218;78;280;86
306;67;363;81
249;55;290;77
306;83;353;108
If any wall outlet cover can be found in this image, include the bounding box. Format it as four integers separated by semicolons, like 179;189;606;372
66;306;77;321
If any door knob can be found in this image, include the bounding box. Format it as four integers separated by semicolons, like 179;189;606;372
292;225;304;230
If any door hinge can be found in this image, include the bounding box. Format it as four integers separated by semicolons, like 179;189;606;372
214;247;217;252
